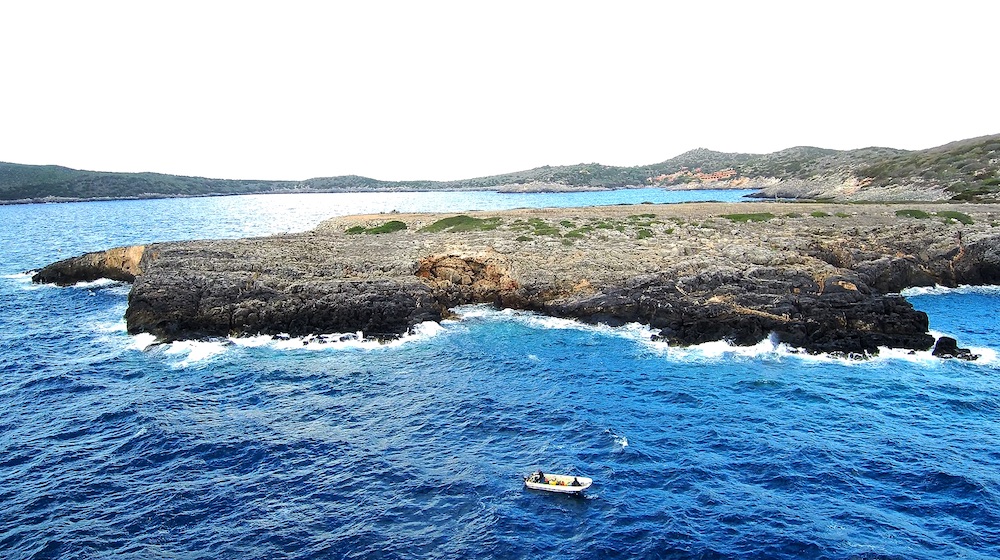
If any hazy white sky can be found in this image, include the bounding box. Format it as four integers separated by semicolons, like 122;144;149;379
1;1;997;181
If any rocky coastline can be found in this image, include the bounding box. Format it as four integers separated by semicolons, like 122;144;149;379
33;202;1000;358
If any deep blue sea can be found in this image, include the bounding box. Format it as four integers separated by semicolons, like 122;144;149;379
1;189;999;560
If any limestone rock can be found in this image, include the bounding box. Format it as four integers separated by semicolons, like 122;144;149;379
30;201;1000;356
32;245;146;285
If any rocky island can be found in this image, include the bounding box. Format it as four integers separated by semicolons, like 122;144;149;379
33;201;1000;358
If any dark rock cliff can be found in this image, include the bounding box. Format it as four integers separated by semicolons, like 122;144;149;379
32;202;1000;357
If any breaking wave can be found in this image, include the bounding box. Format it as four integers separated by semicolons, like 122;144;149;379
452;305;998;366
4;193;1000;560
902;284;1000;297
129;321;448;367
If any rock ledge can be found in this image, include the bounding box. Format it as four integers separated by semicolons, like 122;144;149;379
33;202;1000;356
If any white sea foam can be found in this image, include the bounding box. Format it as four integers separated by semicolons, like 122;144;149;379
228;334;276;348
876;345;998;367
128;333;230;368
455;304;1000;366
901;284;1000;297
4;271;45;290
129;332;159;352
85;320;129;354
71;278;125;290
603;429;629;451
867;347;939;365
971;347;999;365
227;320;447;352
646;334;804;362
94;320;127;334
663;337;999;367
384;321;446;347
451;305;520;322
5;272;131;293
163;339;231;368
452;305;659;343
645;326;998;367
269;331;378;351
126;320;448;364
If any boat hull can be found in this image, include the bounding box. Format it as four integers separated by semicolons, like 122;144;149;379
524;473;592;494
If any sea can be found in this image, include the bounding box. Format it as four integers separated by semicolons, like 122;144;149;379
1;189;998;560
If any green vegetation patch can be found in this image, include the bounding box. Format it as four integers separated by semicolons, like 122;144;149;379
636;228;654;240
936;210;974;225
627;214;658;227
345;220;408;235
895;209;931;219
835;212;850;218
857;136;1000;201
533;225;562;237
420;215;501;233
721;212;775;223
523;218;562;237
810;211;830;218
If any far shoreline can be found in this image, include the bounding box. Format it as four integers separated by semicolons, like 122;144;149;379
0;185;761;206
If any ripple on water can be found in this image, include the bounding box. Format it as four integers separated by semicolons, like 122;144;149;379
2;203;1000;559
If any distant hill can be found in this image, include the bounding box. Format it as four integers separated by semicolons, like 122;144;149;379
0;163;299;202
3;133;998;203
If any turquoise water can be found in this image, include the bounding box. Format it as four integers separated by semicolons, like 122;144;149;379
1;190;998;559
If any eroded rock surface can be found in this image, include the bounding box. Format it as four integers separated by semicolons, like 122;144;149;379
32;245;145;285
32;201;1000;355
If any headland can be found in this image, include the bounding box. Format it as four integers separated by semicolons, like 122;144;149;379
32;201;1000;358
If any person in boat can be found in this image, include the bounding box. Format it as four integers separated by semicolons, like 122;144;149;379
529;470;546;483
570;477;582;487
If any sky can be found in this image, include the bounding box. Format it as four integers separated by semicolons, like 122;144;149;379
1;1;997;182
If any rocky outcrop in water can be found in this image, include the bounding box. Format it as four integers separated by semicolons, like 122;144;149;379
31;245;145;285
32;202;1000;356
931;336;980;360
